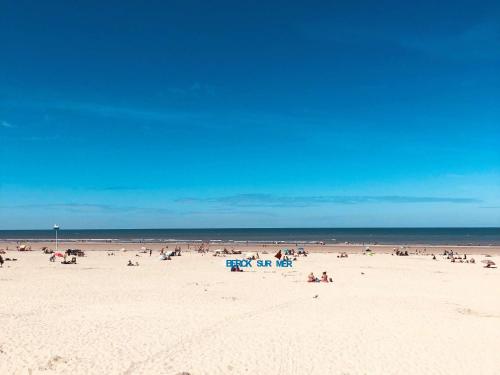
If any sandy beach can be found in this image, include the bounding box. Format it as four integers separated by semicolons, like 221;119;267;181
1;245;499;375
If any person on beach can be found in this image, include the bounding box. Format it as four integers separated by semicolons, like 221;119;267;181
307;272;317;282
0;254;4;267
321;272;329;283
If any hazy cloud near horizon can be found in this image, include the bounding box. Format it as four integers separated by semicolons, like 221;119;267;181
177;194;482;207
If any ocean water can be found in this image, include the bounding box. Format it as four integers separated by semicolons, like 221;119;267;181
0;228;499;245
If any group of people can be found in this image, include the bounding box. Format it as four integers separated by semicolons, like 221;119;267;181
308;271;331;283
443;250;475;263
283;248;308;256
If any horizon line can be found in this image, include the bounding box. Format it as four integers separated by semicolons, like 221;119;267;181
1;226;499;231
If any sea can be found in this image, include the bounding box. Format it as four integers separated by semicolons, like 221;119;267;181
0;228;499;245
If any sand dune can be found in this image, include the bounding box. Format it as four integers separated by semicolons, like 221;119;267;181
1;250;499;374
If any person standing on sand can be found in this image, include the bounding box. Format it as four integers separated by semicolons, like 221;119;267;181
0;254;4;267
149;249;152;256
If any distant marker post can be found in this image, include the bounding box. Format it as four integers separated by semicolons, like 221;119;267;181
53;224;60;252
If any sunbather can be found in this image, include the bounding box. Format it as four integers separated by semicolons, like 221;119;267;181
321;272;329;283
307;272;317;282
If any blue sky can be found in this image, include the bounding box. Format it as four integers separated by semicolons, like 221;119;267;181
1;0;499;229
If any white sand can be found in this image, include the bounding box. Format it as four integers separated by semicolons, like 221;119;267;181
1;250;499;374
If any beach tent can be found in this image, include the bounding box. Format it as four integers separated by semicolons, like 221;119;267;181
481;260;496;267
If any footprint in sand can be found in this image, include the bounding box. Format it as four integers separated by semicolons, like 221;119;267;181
39;355;68;371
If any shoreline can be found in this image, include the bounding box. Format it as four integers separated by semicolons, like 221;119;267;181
2;240;500;255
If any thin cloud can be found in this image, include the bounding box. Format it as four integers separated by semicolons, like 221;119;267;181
177;194;482;208
184;209;276;217
165;82;217;98
401;21;500;61
50;102;203;123
1;120;15;128
92;186;144;191
2;98;329;132
301;19;500;62
1;99;205;124
0;203;172;214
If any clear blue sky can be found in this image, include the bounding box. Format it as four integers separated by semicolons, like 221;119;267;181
1;0;499;229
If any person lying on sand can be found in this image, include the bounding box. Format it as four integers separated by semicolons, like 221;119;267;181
231;265;243;272
61;257;77;264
